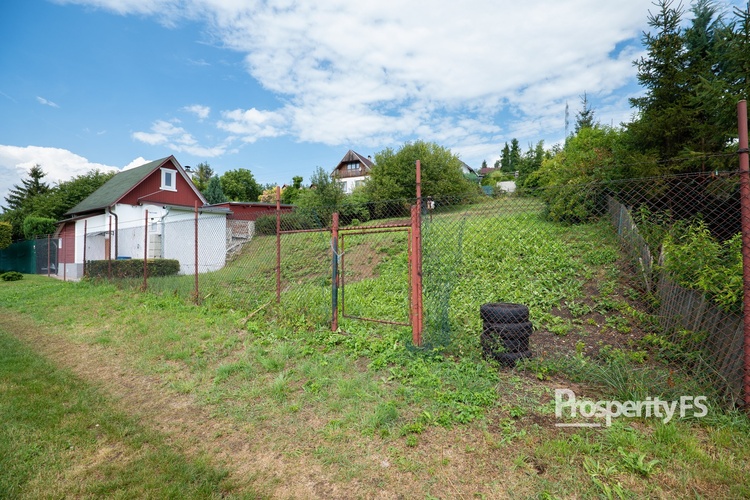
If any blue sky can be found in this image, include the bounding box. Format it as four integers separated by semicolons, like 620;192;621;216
0;0;742;203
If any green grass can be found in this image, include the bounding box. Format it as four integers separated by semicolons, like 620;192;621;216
2;196;750;497
0;327;241;499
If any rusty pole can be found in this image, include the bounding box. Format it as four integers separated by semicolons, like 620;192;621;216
194;200;199;302
142;210;148;291
738;100;750;409
332;212;339;331
412;160;424;346
276;186;281;304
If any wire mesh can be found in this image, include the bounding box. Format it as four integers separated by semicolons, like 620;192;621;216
26;168;747;409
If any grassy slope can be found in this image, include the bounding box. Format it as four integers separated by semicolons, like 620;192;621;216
1;200;750;497
0;324;240;499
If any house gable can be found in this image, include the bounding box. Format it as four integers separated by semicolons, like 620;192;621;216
331;150;373;179
64;156;206;216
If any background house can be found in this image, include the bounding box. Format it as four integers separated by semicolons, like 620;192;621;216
56;156;229;279
331;150;373;194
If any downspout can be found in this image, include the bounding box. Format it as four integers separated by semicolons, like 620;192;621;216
161;206;170;258
109;206;119;259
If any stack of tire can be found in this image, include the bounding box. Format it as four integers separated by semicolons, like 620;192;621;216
480;302;532;366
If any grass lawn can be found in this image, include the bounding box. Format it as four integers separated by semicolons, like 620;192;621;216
2;200;749;498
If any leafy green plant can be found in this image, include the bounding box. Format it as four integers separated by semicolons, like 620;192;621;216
0;271;23;281
617;447;660;477
662;222;742;312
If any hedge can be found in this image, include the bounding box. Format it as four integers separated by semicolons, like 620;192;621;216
87;259;180;278
255;211;323;235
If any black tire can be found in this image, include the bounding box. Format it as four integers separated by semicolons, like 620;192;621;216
480;302;529;324
481;331;530;353
482;321;533;338
495;350;532;367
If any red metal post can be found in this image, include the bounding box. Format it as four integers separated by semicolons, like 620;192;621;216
142;210;148;291
276;186;281;304
409;159;424;347
738;100;750;409
194;200;199;302
332;212;339;331
83;220;87;278
47;234;51;277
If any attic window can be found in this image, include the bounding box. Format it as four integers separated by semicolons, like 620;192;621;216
161;168;177;191
347;162;359;171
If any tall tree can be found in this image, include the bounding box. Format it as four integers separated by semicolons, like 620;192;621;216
220;168;262;202
363;141;476;201
698;2;750;147
500;142;510;171
574;92;596;133
3;164;49;212
509;138;521;173
204;176;227;204
2;165;51;239
191;162;214;192
628;0;692;165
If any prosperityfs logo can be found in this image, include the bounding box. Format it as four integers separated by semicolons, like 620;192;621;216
554;389;708;427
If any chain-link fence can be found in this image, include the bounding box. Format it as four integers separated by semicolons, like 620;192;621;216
10;166;746;409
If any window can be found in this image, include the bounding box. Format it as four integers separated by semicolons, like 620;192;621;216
347;162;359;171
160;168;176;191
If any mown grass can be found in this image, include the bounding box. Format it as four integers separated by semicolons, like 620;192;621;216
0;326;243;499
2;197;750;497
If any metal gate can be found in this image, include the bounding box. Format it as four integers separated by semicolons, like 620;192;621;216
331;204;423;345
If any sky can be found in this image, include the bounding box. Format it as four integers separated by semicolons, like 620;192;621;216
0;0;743;204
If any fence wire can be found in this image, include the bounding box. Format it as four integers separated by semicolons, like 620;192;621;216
10;169;745;408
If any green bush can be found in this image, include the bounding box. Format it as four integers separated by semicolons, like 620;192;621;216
22;216;57;239
87;259;180;279
255;211;323;235
0;271;23;281
662;221;742;313
0;222;11;250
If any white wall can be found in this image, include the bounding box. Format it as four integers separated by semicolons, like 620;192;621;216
70;204;226;275
162;208;227;274
339;175;368;194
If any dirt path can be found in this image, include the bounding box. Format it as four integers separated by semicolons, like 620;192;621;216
0;315;361;499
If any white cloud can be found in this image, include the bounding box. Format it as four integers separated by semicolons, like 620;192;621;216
183;104;211;120
0;145;121;205
132;119;229;157
36;96;59;108
64;0;663;164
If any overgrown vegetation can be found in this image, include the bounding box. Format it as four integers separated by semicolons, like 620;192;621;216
662;221;742;313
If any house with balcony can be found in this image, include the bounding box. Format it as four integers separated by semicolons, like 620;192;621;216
331;150;374;194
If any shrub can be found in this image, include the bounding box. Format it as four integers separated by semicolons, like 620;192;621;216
0;222;11;250
22;216;57;239
87;259;180;278
255;211;323;235
662;221;742;313
0;271;23;281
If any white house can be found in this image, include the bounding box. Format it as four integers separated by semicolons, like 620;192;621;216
56;156;230;279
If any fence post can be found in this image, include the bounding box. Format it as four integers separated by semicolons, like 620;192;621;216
276;186;281;304
194;200;199;303
410;160;423;347
47;234;51;277
738;100;750;410
83;220;88;278
332;212;339;331
142;210;148;291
